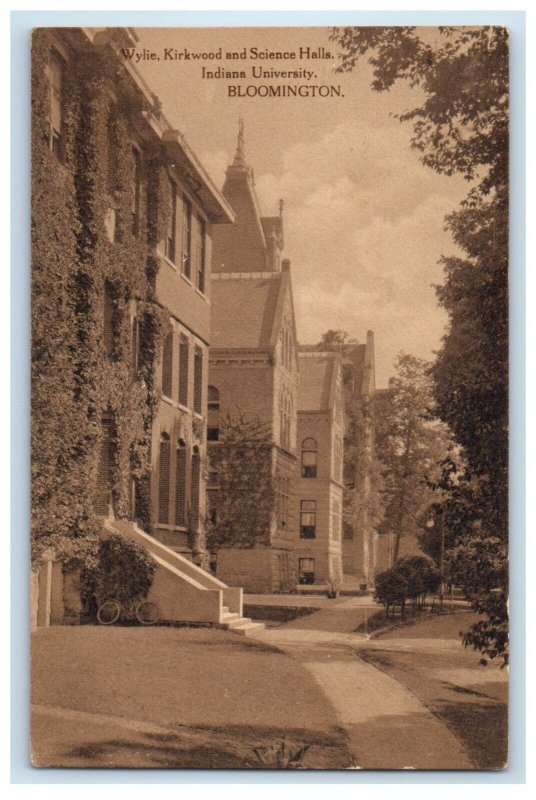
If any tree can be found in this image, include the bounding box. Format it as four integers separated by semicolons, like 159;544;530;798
206;413;276;551
375;353;453;564
317;330;357;349
330;26;509;662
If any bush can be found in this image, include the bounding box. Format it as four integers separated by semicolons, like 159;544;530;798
374;569;409;617
374;555;441;617
81;533;156;609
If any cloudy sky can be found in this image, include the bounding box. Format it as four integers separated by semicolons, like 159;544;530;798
135;27;469;386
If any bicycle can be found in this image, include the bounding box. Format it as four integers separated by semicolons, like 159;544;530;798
96;596;161;626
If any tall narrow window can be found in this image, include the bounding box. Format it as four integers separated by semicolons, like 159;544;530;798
182;196;192;279
193;347;203;414
207;385;220;441
191;447;201;529
94;413;114;516
175;439;187;527
301;438;318;478
103;282;118;359
165;180;177;263
197;216;206;293
161;331;173;398
46;52;64;157
178;336;189;407
300;500;316;539
158;433;171;524
132;148;142;236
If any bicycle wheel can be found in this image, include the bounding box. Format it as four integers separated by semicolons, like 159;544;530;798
135;601;160;625
97;600;121;625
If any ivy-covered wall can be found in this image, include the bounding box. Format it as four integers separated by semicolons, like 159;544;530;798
31;30;170;568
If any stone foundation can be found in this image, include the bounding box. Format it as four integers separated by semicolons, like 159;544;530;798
216;547;295;593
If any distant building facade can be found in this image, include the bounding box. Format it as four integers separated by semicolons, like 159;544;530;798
207;125;299;592
340;333;378;588
295;350;345;586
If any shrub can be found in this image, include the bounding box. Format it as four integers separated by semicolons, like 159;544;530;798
374;568;409;617
396;555;440;605
81;533;156;608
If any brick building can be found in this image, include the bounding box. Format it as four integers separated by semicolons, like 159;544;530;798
207;124;299;592
33;27;235;571
340;332;378;587
295;350;345;586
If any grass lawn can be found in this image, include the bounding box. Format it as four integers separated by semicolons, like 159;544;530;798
31;626;351;769
357;613;508;769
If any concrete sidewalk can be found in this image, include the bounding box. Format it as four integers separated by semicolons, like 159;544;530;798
251;626;474;770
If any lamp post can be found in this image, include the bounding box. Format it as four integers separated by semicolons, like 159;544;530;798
426;511;444;610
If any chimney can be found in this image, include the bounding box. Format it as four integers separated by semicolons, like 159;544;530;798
281;258;291;272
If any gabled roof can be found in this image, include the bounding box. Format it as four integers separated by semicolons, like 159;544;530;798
210;273;285;350
298;351;340;413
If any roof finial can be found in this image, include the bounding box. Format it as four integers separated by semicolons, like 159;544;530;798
232;117;246;167
279;198;285;217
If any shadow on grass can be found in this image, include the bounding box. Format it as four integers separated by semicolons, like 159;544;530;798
437;701;508;770
46;723;352;770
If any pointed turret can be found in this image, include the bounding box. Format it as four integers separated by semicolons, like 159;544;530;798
212;120;284;273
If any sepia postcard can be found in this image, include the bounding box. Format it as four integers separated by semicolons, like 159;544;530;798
30;25;509;770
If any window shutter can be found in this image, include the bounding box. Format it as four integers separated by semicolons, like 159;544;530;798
175;446;187;527
161;331;173;397
178;337;189;406
191;450;201;528
193;348;203;414
158;435;171;524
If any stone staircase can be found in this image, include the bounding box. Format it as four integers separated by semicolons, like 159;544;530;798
102;518;264;635
220;606;265;636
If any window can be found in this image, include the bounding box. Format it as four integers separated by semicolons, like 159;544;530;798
299;558;315;585
46;52;64;157
175;439;187;527
94;413;114;516
191;446;201;529
158;433;171;524
165;180;177;263
182;196;192;278
193;347;203;414
161;331;173;398
132;148;142;236
103;282;118;359
300;500;316;539
301;437;318;478
197;215;206;293
178;336;189;407
207;386;220;441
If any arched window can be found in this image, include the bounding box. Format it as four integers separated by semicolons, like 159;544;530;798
301;437;318;478
207;386;220;441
